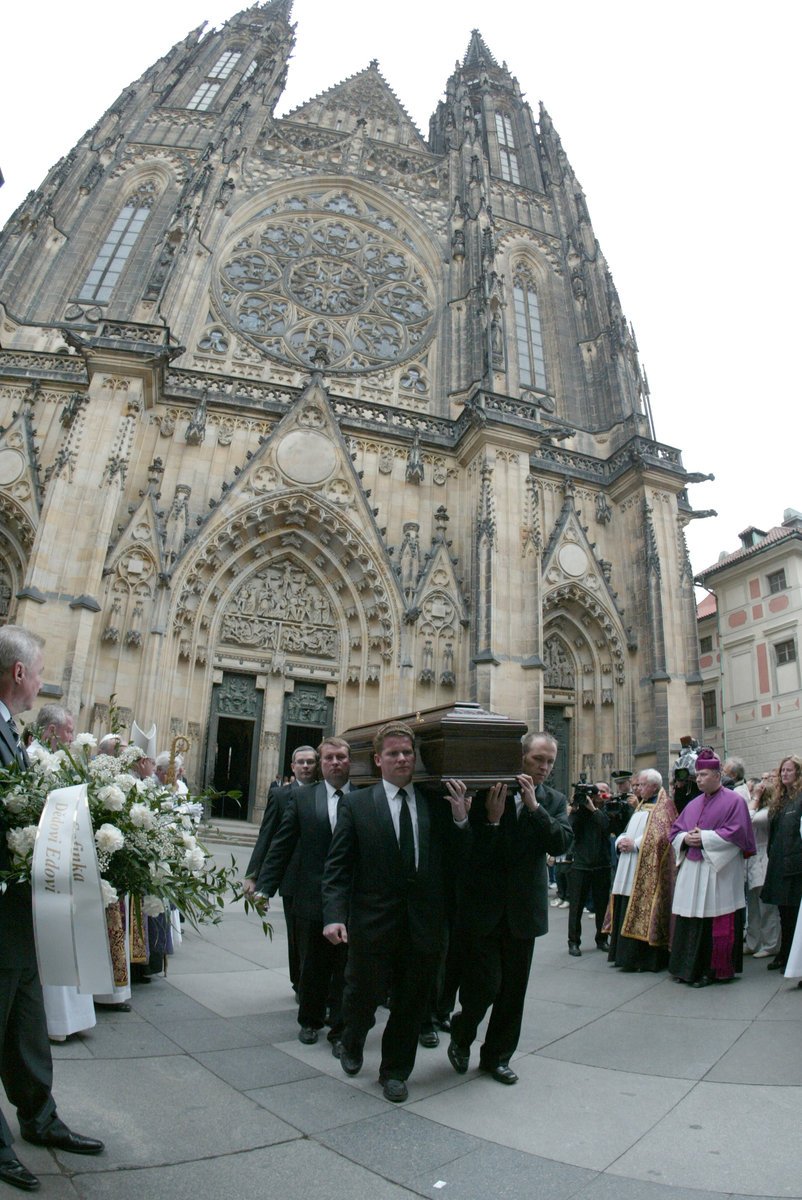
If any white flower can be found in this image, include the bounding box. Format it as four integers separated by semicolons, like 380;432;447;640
184;846;206;874
27;745;64;776
160;799;176;812
142;894;165;917
129;803;157;831
149;860;172;880
97;784;125;812
95;823;125;854
73;732;97;750
3;790;27;815
7;825;38;857
181;831;197;850
114;773;138;792
100;878;118;908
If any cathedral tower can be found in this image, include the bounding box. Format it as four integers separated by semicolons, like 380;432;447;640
0;5;705;812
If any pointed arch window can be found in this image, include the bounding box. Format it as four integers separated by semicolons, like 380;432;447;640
209;51;241;80
78;184;156;303
513;269;546;390
495;113;520;184
187;81;221;112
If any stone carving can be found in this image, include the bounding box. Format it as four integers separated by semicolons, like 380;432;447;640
595;492;613;524
0;566;12;620
286;685;329;725
217;673;260;717
544;636;575;689
220;562;338;660
213;189;435;373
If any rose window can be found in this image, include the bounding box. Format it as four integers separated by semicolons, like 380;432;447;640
214;191;436;372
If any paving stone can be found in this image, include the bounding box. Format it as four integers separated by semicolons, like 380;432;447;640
47;1055;300;1171
70;1142;415;1200
317;1110;483;1185
538;1009;749;1079
246;1074;388;1133
194;1042;319;1089
408;1142;595;1200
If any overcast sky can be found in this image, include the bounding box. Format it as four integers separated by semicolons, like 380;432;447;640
2;0;798;582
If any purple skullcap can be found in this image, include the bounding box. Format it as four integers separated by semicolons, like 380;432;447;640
696;749;721;772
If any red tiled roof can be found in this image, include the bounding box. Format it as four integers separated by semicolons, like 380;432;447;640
696;526;802;578
696;592;717;619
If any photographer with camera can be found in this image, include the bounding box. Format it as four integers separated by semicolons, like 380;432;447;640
566;777;620;956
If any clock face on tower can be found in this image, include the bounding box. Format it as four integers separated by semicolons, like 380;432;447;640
214;188;437;372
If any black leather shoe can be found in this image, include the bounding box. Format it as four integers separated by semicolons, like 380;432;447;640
435;1015;451;1033
380;1077;408;1103
767;958;785;971
0;1159;40;1191
95;1001;131;1012
419;1030;440;1048
568;943;581;957
22;1128;103;1156
331;1040;342;1059
481;1061;519;1085
596;939;610;952
447;1039;470;1074
298;1026;318;1044
339;1048;363;1076
690;975;713;988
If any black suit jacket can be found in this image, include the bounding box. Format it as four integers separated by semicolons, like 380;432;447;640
245;782;300;897
322;782;467;956
457;783;572;940
255;781;343;923
0;713;37;968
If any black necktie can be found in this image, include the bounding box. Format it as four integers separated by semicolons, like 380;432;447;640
397;788;416;878
333;789;343;826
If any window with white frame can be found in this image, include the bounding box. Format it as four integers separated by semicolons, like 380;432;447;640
774;636;799;694
495;113;520;184
78;185;155;303
513;268;546;390
767;568;787;594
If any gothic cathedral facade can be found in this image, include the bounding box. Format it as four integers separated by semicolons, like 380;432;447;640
0;2;704;816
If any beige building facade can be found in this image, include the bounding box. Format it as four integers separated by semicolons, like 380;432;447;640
696;511;802;774
0;3;707;818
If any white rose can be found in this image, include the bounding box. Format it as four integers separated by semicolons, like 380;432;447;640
114;773;137;792
28;746;64;776
142;894;165;917
3;790;27;815
184;846;206;874
129;803;156;831
95;823;125;854
7;825;38;857
97;784;125;812
100;879;119;908
73;732;97;750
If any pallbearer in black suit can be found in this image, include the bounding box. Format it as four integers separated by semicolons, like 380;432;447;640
448;732;572;1085
256;737;353;1047
242;745;318;996
322;722;470;1104
0;626;104;1193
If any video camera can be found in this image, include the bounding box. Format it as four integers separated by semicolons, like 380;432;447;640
571;775;599;809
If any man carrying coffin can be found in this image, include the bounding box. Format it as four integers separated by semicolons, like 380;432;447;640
0;625;104;1192
322;722;470;1103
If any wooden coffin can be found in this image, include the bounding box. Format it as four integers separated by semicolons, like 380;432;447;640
340;701;528;791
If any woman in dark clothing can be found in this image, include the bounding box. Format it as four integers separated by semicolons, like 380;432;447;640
761;755;802;971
